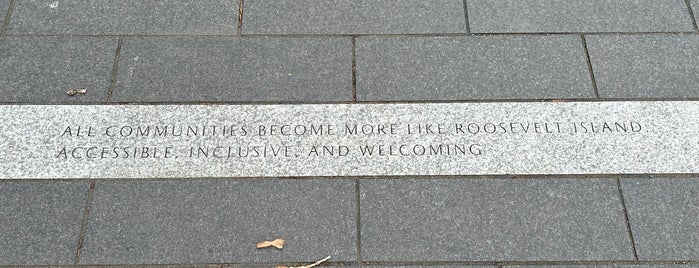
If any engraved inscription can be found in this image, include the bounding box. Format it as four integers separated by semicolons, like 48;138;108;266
0;102;697;178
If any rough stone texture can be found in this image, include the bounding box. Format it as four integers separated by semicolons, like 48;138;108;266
243;0;465;34
503;264;699;268
356;36;594;101
468;0;695;33
112;37;352;102
80;179;356;264
1;102;699;179
621;178;699;260
1;0;9;28
0;37;117;103
7;0;237;35
0;181;89;265
693;0;699;26
360;178;633;261
587;35;699;98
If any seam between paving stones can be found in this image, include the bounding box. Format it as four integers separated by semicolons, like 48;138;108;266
2;32;699;38
355;179;362;266
74;179;96;264
357;261;699;266
352;36;357;102
237;0;244;36
0;0;15;35
684;0;699;32
468;31;699;36
463;0;471;33
3;98;699;106
188;32;699;37
2;260;699;268
580;35;600;99
106;36;124;103
616;178;640;261
0;262;358;268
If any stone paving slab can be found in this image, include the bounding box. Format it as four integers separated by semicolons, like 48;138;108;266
621;178;699;260
693;0;699;25
1;0;8;29
80;179;356;264
355;267;495;268
468;0;695;33
0;37;117;103
587;35;699;98
270;266;698;268
0;181;89;265
243;0;465;35
360;178;633;261
112;37;352;102
4;102;699;179
507;265;699;268
7;0;237;35
356;35;593;101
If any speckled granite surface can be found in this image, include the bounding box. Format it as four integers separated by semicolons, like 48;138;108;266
1;102;697;179
2;0;699;266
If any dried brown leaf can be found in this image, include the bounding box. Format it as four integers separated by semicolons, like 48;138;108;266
256;238;284;249
66;88;87;96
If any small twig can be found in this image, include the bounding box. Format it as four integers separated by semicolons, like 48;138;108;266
276;255;331;268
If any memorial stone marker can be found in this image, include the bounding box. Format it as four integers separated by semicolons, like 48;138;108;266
0;102;697;179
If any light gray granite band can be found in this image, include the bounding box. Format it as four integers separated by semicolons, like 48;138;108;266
1;102;697;179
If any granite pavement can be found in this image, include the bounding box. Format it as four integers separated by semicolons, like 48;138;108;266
1;0;698;267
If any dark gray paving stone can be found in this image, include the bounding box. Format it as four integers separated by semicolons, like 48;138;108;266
361;178;633;261
355;267;495;268
587;35;699;98
0;37;117;103
0;181;89;265
80;179;356;264
356;36;594;101
1;0;9;28
7;0;236;35
468;0;694;33
621;178;699;260
243;0;465;34
113;37;352;102
503;264;699;268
